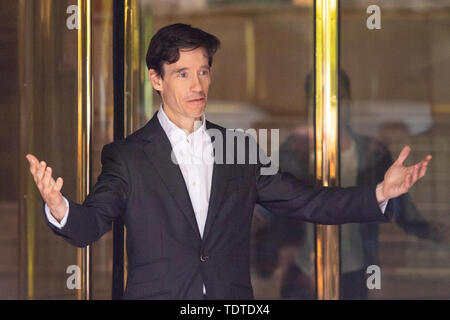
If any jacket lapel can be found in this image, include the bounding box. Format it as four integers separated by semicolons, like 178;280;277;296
141;112;202;240
140;111;231;243
201;121;230;243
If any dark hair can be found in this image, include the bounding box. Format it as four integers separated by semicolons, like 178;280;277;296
146;23;221;79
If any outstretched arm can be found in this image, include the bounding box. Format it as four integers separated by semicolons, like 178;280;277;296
26;142;129;247
255;145;431;225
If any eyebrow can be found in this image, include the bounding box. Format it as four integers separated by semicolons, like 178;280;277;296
171;65;210;74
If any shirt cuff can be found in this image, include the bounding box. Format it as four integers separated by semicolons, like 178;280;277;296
378;199;389;214
45;197;69;229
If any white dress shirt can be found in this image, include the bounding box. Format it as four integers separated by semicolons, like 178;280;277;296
156;104;214;241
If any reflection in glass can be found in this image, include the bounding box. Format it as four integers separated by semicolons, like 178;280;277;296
340;0;450;299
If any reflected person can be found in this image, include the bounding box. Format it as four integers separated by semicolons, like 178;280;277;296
253;71;443;300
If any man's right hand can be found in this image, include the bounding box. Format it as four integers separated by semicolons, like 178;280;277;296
26;154;67;222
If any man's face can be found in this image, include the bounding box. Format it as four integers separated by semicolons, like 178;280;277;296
149;47;211;121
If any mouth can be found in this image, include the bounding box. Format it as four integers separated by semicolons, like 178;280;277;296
187;97;205;103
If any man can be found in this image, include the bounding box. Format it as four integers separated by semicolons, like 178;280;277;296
26;23;431;300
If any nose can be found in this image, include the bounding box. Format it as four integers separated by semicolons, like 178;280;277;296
190;73;202;92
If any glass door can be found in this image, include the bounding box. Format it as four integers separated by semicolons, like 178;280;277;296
339;0;450;299
0;0;115;299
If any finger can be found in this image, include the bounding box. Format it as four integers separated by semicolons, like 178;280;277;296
406;171;414;190
404;167;414;190
53;177;64;193
422;155;432;167
36;162;45;189
418;164;428;179
49;172;55;187
26;154;40;164
395;145;411;166
47;176;57;198
43;167;56;195
418;161;429;179
48;173;57;192
414;156;430;166
415;155;432;168
36;161;47;182
415;155;431;171
411;164;420;185
42;167;53;195
26;154;40;177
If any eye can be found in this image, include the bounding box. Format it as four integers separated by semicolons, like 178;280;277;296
200;70;210;76
179;72;187;78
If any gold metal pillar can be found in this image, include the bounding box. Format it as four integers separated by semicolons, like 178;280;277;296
125;0;136;136
125;0;145;134
77;0;93;300
18;0;34;299
126;0;154;127
124;0;135;290
139;3;154;122
315;0;340;300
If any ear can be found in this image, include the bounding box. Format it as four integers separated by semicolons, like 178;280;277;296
148;69;163;92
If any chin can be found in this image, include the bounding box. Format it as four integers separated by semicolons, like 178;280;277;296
186;103;206;117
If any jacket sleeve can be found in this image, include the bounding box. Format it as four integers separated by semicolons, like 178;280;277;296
43;142;130;247
255;149;395;225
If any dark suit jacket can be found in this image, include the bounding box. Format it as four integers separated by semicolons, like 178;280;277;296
44;111;394;300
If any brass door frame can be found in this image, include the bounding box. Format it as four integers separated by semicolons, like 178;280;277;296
315;0;340;300
76;0;93;300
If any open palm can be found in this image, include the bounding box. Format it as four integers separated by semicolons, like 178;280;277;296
379;146;432;201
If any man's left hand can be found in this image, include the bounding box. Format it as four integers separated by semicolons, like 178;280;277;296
376;145;432;202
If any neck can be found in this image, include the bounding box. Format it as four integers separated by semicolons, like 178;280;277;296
162;104;201;134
